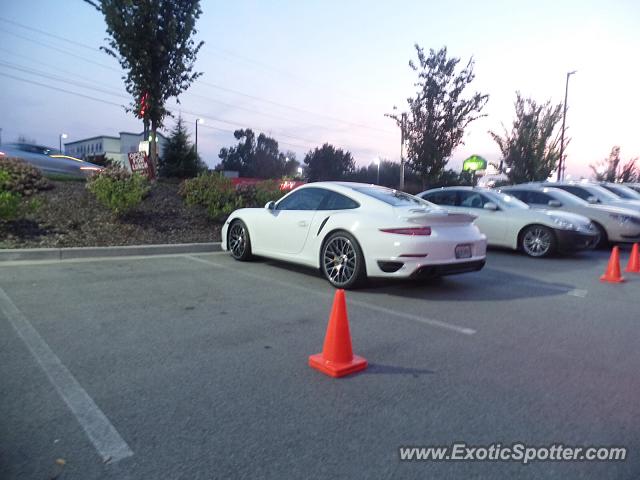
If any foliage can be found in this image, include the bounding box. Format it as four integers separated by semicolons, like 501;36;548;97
86;166;150;216
236;181;287;208
590;146;638;182
303;143;354;182
490;92;563;184
0;157;52;195
387;45;489;186
179;172;241;220
217;129;299;178
0;169;43;221
85;0;204;166
159;116;206;178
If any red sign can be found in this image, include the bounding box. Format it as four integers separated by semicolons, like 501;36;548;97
127;151;155;180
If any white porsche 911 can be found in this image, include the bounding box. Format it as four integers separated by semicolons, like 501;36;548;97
221;182;487;288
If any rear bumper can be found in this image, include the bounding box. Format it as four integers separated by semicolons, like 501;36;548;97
554;229;599;251
409;259;486;279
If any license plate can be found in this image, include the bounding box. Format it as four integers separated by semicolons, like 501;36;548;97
455;244;472;259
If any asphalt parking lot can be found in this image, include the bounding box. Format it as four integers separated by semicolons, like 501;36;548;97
1;247;638;479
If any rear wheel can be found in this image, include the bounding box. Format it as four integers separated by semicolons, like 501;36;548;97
520;225;556;257
321;231;366;289
228;220;252;261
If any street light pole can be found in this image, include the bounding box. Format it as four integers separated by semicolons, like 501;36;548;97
195;118;204;157
374;157;380;185
399;112;406;190
558;70;576;181
59;133;68;153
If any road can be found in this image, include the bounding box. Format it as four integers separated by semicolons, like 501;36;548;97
1;248;638;479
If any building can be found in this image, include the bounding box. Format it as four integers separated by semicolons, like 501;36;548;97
64;131;168;168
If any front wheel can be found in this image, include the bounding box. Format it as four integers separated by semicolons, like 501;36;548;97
321;231;366;289
520;225;556;258
228;220;252;261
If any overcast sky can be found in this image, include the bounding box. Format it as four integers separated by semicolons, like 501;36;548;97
0;0;638;177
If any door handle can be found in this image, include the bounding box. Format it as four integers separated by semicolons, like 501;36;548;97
298;220;308;227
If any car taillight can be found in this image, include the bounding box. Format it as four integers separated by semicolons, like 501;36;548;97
0;151;5;156
379;227;431;236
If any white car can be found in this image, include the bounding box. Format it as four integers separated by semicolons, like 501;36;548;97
419;187;599;257
625;183;640;194
221;182;487;288
541;182;640;212
501;185;640;246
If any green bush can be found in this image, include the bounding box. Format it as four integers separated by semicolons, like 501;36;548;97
0;157;52;196
236;180;287;208
0;190;21;221
0;169;42;221
86;166;150;216
179;172;242;220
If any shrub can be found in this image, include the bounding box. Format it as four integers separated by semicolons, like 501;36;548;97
179;172;242;220
86;166;150;216
0;157;52;196
0;169;42;221
236;180;287;208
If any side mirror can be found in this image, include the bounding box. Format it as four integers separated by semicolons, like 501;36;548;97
483;202;498;211
587;196;598;204
265;201;276;210
548;200;562;208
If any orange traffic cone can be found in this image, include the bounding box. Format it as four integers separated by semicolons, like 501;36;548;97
309;289;368;378
624;243;640;273
600;246;625;283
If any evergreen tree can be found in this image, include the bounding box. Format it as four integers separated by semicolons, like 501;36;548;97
159;117;205;178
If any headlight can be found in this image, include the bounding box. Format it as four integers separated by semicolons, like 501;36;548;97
609;214;637;225
552;217;577;230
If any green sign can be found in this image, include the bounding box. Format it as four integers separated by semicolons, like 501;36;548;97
462;155;487;171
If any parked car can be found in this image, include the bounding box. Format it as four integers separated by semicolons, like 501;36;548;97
539;181;640;211
221;182;487;288
0;142;103;177
418;187;598;257
596;182;640;201
500;185;640;246
625;183;640;194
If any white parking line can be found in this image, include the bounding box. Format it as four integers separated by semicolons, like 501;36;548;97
0;287;133;464
185;255;476;336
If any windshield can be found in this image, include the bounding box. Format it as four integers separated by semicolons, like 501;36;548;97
601;184;640;200
484;190;529;209
351;186;435;208
586;184;623;201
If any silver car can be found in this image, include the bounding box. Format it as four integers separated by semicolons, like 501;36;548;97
0;143;103;178
501;185;640;246
540;181;640;212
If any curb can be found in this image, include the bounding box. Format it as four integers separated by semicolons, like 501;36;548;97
0;242;222;262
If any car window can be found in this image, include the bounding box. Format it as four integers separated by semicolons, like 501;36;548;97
527;191;553;204
276;187;328;210
320;191;360;210
554;185;592;201
458;191;490;209
423;190;457;206
504;190;527;202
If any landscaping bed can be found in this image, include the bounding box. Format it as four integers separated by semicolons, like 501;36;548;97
0;179;221;248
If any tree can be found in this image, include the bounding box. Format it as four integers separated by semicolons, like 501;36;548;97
303;144;355;181
217;129;292;179
387;45;488;187
85;0;204;172
490;92;562;184
590;146;638;182
159;116;205;178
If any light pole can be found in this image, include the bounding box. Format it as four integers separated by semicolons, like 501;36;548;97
297;166;303;179
59;133;68;153
558;70;576;181
400;113;406;190
374;157;381;184
195;118;204;156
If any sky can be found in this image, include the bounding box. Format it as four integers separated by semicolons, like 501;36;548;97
0;0;639;178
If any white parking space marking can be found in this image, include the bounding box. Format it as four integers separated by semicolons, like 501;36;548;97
0;287;133;464
567;289;588;298
186;255;476;336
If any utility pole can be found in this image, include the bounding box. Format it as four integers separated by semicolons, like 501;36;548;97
196;118;203;157
399;112;407;190
0;127;3;146
558;70;576;181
